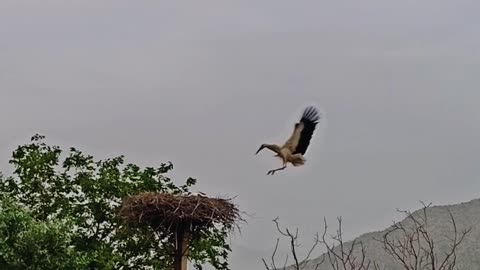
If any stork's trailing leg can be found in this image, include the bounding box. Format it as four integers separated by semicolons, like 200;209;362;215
267;164;286;175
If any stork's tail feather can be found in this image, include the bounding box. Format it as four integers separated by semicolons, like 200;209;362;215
290;154;306;167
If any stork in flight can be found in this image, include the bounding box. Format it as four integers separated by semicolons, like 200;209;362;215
255;106;321;175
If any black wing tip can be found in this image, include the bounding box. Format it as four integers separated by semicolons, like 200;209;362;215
301;106;321;123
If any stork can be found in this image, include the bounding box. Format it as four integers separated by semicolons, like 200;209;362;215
255;106;321;175
187;191;208;197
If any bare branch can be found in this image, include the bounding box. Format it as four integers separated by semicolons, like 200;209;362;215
379;202;471;270
263;217;323;270
318;216;377;270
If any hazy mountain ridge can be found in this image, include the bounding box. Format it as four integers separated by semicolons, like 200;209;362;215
286;198;480;270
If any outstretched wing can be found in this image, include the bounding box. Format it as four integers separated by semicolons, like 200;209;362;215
282;122;304;153
283;106;321;155
292;106;320;155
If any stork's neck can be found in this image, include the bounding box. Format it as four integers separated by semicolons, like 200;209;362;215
264;144;281;154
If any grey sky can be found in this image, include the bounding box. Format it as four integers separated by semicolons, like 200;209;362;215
1;1;480;269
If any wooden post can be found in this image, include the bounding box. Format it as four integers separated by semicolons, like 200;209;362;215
173;227;191;270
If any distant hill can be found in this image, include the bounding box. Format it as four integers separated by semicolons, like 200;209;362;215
285;198;480;270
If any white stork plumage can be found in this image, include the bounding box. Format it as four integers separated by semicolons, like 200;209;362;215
188;191;207;197
255;106;321;175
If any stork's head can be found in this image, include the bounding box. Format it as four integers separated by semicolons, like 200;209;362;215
255;144;266;155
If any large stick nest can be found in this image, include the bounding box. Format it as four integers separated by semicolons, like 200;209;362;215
120;192;241;233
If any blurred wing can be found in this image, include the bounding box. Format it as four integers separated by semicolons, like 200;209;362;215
282;122;304;153
292;106;320;155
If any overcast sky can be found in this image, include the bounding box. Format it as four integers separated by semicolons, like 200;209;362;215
1;1;480;269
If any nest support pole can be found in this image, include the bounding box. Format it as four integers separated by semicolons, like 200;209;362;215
173;226;191;270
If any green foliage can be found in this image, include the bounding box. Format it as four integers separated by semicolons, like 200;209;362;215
0;196;89;269
0;134;233;270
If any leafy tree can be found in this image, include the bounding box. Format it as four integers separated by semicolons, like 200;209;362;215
0;134;233;270
0;195;89;269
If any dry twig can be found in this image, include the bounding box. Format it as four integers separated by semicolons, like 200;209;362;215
377;202;471;270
